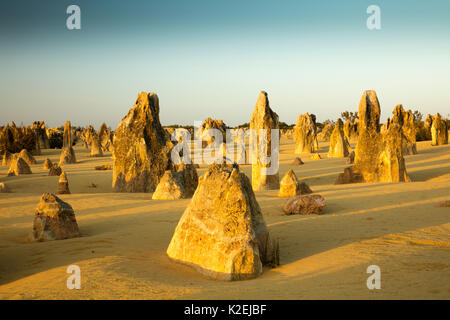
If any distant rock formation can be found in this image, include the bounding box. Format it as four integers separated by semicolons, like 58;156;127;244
294;113;317;153
48;164;62;176
391;104;417;155
0;122;39;155
167;164;277;280
431;113;448;146
310;153;321;160
19;149;36;165
336;90;410;184
59;121;76;165
32;121;50;149
7;157;32;176
291;157;304;166
196;118;227;146
250;91;280;191
43;158;53;170
112;92;173;192
278;169;312;198
90;135;103;157
56;171;70;194
343;119;358;142
98;123;113;152
152;164;198;200
317;123;333;141
30;193;80;241
328;119;350;158
283;195;326;215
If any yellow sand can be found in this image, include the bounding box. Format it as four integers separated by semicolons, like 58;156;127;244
0;138;449;299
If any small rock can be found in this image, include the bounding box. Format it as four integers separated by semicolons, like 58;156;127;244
283;194;326;215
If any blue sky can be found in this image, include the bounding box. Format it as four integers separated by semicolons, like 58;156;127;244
1;0;449;128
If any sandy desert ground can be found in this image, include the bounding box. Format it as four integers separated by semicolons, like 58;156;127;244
0;136;449;300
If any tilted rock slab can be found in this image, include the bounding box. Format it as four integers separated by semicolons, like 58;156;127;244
31;193;80;241
112;92;173;192
328;119;349;158
250;91;280;191
167;164;275;280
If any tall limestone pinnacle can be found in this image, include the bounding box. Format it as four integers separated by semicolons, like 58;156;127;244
59;120;76;165
249;91;280;191
328;118;349;158
336;90;409;183
112;92;173;192
167;164;277;280
294;113;318;154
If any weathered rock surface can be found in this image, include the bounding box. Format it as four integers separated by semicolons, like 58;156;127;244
19;149;36;165
250;91;280;191
278;169;312;198
98;123;113;152
328;119;349;158
197;118;227;145
30;193;80;241
59;121;76;165
431;113;448;146
391;104;417;155
167;164;276;280
344;119;358;142
152;164;198;200
7;157;32;176
48;164;62;176
43;158;53;170
112;92;173;192
32;121;50;149
90;135;104;157
317;123;333;141
56;171;70;194
0;122;39;155
291;157;304;166
337;91;410;183
294;113;317;153
283;195;326;215
347;150;355;164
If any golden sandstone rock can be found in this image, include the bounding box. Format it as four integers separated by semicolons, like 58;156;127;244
310;153;321;160
328;119;349;158
58;121;76;165
167;164;276;280
391;104;417;155
283;194;326;215
343;119;358;142
56;171;70;194
90;135;104;157
31;193;79;241
43;158;53;170
98;123;113;152
112;92;173;192
7;157;31;176
152;164;198;200
294;113;317;154
19;149;36;165
48;164;62;176
291;157;304;165
431;113;448;146
250;91;280;191
278;169;312;198
337;90;410;184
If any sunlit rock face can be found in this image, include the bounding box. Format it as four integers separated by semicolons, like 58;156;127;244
167;164;276;280
90;135;103;157
32;121;50;149
250;91;280;191
278;169;312;198
294;113;317;154
59;121;76;165
98;123;113;152
112;92;173;193
343;119;358;142
31;193;80;241
391;104;417;155
56;171;71;194
7;156;32;176
328;119;349;158
431;113;448;146
152;164;198;200
336;90;409;184
317;123;333;141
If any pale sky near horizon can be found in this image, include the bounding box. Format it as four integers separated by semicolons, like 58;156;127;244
1;0;449;129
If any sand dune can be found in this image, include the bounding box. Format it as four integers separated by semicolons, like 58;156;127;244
0;138;449;299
